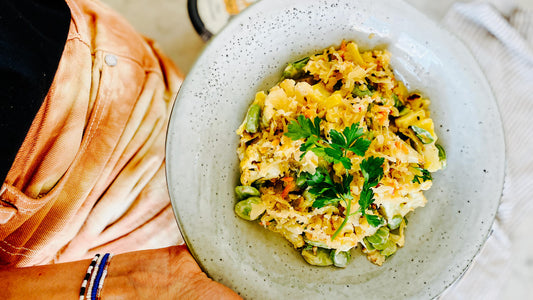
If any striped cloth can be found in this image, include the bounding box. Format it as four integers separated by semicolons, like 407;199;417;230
440;1;533;299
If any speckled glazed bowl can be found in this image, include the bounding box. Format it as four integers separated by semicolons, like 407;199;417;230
165;0;505;298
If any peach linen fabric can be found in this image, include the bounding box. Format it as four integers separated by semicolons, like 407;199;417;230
0;0;183;267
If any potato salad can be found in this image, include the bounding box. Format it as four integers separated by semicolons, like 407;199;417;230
235;41;445;267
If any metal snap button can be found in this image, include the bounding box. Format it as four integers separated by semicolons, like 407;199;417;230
105;54;117;66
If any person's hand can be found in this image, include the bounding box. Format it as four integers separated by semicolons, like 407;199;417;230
102;245;242;299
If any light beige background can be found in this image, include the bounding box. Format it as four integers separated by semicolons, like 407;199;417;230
102;0;532;298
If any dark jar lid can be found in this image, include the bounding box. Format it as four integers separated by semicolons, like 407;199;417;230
188;0;257;41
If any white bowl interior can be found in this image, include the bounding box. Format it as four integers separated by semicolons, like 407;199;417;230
166;0;505;298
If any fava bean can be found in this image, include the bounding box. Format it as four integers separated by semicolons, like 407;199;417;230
301;248;333;266
388;214;403;230
234;197;265;221
330;250;351;268
366;226;389;247
235;185;260;200
362;237;375;251
244;104;261;133
380;240;398;257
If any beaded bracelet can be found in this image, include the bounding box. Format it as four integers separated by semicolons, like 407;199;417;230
91;253;113;300
79;254;100;300
79;253;113;300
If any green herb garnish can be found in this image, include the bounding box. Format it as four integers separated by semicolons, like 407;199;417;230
285;115;371;170
358;156;385;227
285;115;385;240
412;166;432;183
306;168;353;209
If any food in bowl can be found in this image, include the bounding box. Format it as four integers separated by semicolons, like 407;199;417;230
235;41;446;267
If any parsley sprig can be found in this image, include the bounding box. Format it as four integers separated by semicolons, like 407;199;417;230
306;168;353;209
285;115;385;239
285;115;371;170
303;167;355;240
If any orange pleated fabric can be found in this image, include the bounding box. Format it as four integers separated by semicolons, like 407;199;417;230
0;0;183;267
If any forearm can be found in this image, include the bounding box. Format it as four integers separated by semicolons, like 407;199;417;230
0;251;150;299
0;258;90;299
0;246;241;300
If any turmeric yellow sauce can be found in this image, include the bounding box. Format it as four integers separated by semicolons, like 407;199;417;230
235;41;445;267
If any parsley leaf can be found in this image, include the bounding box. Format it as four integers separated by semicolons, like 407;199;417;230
365;214;384;227
348;138;372;157
324;147;351;170
358;183;374;212
358;157;385;226
312;197;340;208
306;168;337;208
308;169;353;209
285;115;321;140
329;129;346;147
343;123;364;146
360;156;385;187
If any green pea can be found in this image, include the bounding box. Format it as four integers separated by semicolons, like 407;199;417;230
234;197;265;221
436;143;447;168
234;185;260;200
388;214;403;230
380;240;398;257
330;250;351;268
366;227;389;248
244;104;261;133
410;125;434;144
301;248;333;266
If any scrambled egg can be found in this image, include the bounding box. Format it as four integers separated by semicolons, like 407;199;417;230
235;41;444;266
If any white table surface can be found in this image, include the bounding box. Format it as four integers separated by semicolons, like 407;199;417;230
102;0;533;298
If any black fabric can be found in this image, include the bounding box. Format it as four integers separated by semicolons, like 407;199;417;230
0;0;71;182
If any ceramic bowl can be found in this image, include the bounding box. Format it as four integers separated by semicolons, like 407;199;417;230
166;0;505;298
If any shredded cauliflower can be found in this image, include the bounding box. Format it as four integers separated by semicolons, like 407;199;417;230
235;41;445;267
